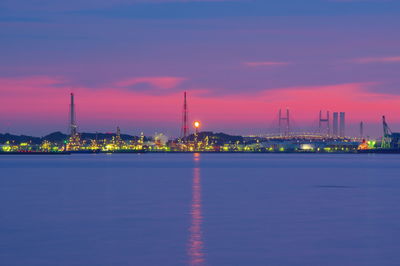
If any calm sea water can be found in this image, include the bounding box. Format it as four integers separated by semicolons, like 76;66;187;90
1;153;400;266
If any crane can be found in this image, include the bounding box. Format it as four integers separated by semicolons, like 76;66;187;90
381;116;400;149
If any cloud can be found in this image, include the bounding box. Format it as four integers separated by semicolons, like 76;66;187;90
351;56;400;64
1;76;400;136
243;61;291;67
115;76;186;90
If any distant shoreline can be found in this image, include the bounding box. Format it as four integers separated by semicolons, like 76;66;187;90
1;150;400;155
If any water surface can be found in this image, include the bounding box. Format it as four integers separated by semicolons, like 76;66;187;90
1;153;400;265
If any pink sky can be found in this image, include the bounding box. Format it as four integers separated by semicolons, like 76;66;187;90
1;0;400;137
1;76;399;137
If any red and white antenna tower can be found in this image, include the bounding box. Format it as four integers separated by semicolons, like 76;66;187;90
180;91;189;140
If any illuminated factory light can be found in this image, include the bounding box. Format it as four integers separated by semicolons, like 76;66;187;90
300;144;314;150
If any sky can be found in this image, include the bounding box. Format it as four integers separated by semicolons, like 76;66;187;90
1;0;400;137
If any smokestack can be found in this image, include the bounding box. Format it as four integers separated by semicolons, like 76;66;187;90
70;93;77;137
339;112;345;137
333;112;338;136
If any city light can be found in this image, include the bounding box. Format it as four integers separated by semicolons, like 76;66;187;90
0;92;397;154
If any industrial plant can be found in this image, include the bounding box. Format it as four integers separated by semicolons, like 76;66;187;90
0;92;399;154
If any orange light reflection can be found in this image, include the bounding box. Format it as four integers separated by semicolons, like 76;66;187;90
188;153;205;265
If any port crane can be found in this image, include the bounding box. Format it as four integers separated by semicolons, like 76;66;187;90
381;116;400;149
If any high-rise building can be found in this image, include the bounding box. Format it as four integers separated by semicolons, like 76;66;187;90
333;112;339;136
339;112;345;137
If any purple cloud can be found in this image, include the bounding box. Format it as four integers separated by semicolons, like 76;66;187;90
351;56;400;64
115;76;187;90
243;61;291;67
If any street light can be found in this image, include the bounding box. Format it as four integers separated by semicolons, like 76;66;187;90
193;121;201;149
194;121;200;135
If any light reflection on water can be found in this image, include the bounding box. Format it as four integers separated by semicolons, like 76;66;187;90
188;153;205;265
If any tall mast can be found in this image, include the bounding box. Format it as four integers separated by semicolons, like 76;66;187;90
181;91;189;139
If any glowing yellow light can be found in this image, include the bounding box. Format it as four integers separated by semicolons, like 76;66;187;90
300;144;313;150
194;121;200;128
2;145;11;152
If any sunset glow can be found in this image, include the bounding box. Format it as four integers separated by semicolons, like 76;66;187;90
1;0;400;137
